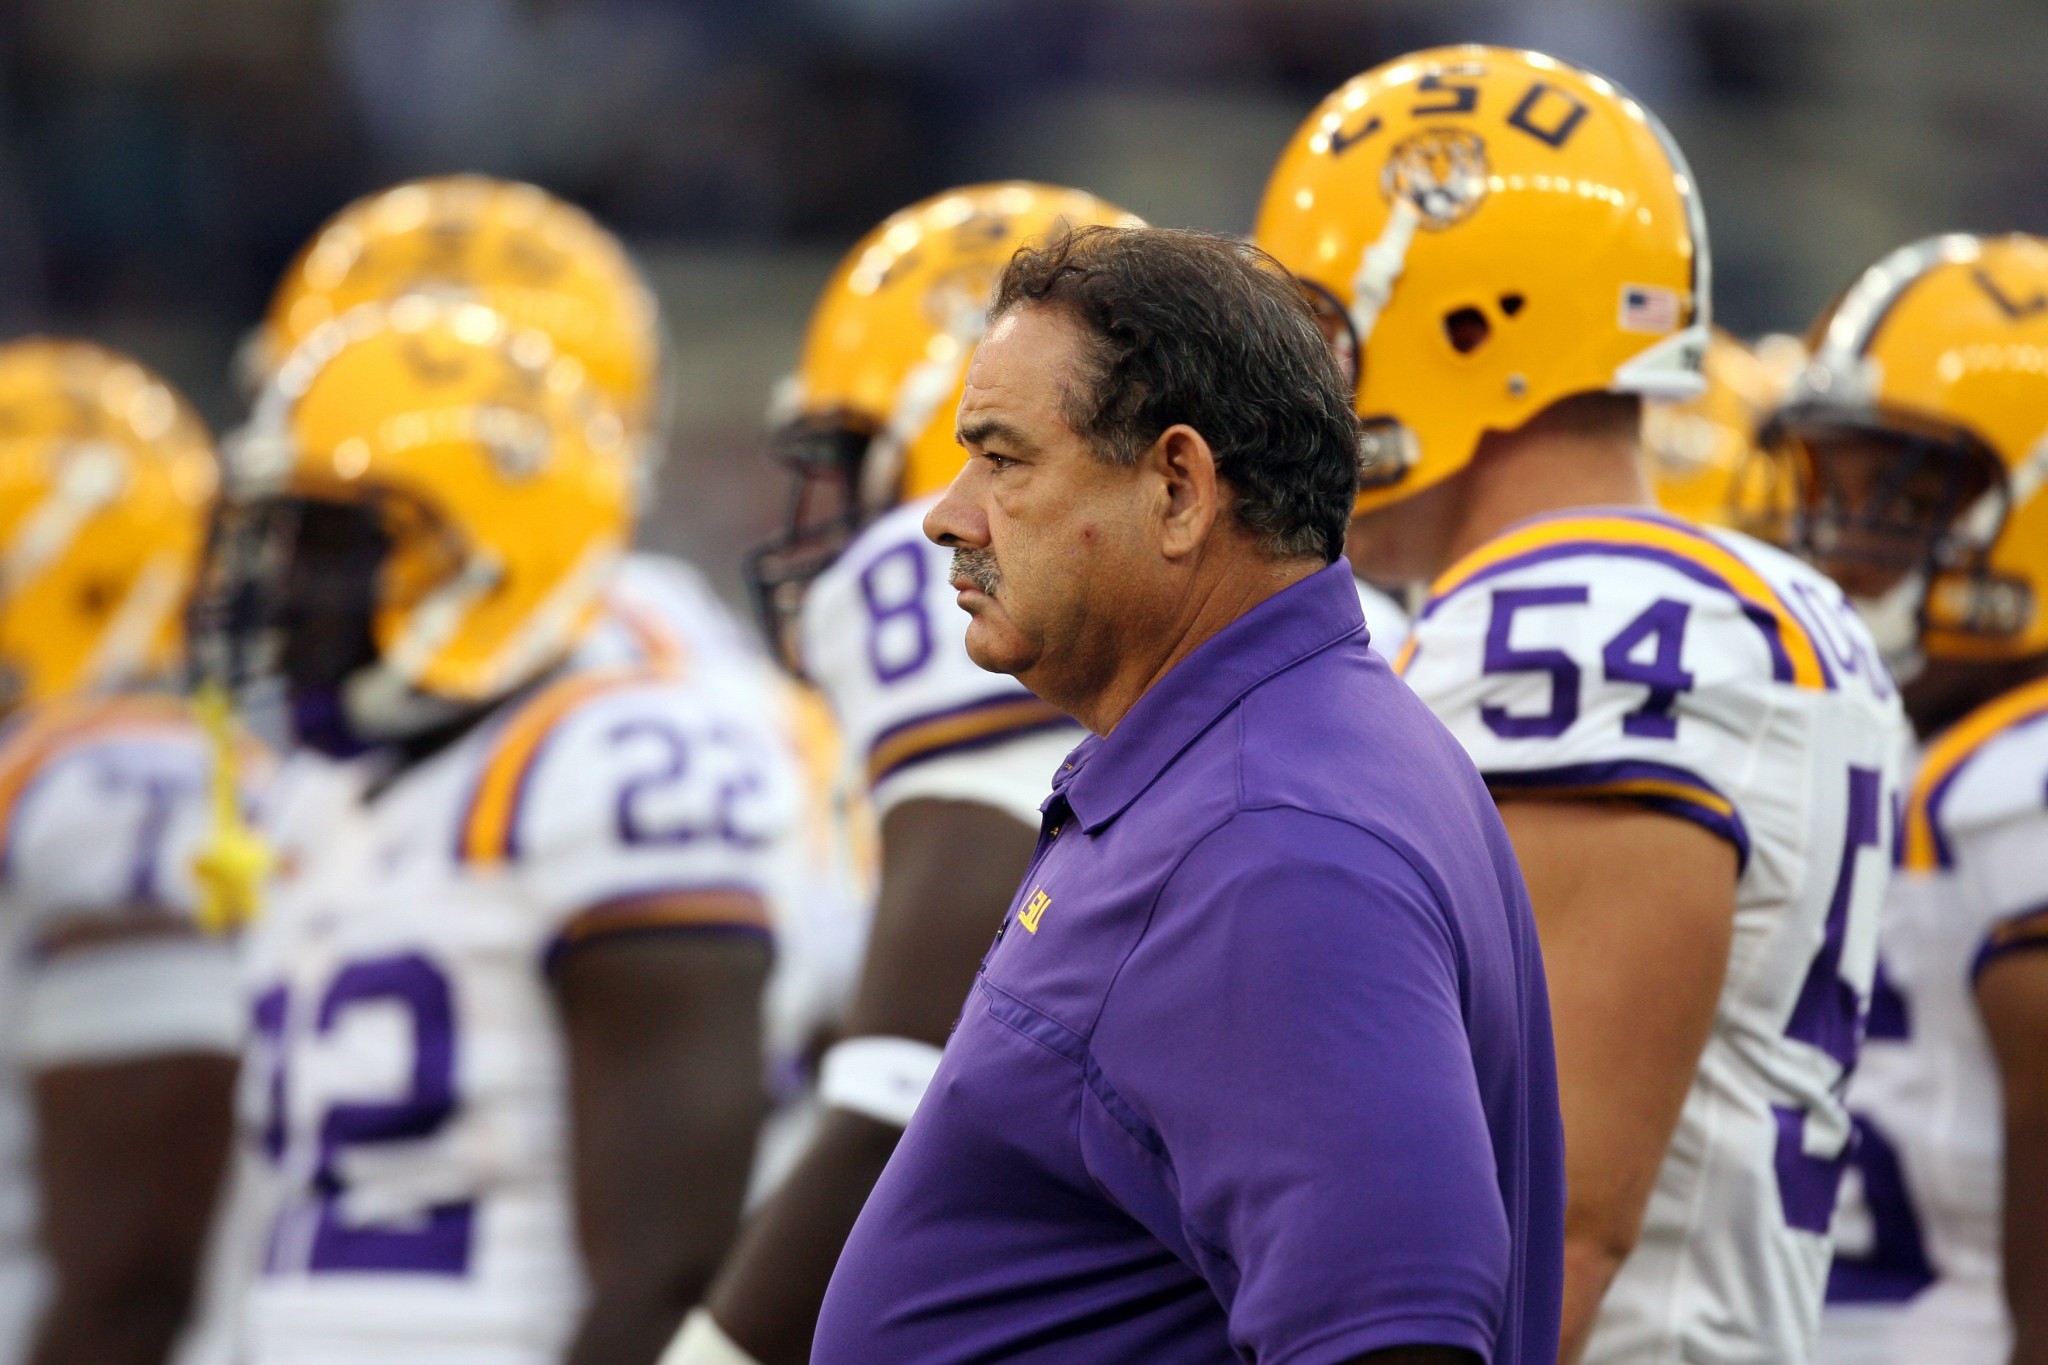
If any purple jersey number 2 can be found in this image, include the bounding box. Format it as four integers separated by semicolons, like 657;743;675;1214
254;952;473;1276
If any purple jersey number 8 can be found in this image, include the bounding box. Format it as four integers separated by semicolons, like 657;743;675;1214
860;541;934;685
255;953;474;1276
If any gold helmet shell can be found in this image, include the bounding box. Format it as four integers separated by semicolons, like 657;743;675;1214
785;181;1144;507
0;340;216;709
1645;328;1800;531
1254;46;1709;514
234;296;634;705
253;176;664;446
1771;233;2048;662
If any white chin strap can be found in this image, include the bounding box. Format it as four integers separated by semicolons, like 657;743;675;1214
1854;571;1927;686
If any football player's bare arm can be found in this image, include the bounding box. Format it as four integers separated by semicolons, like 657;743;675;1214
701;797;1037;1365
1976;950;2048;1365
555;901;773;1365
1498;799;1737;1365
27;933;237;1365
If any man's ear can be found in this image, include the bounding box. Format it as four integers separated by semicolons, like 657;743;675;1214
1147;423;1220;560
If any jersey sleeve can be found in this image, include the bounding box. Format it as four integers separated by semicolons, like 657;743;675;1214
474;674;802;959
1400;544;1784;862
800;499;1079;803
2;726;245;1065
1928;718;2048;979
3;731;213;938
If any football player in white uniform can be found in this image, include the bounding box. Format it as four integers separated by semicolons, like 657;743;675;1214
1766;235;2048;1365
1255;48;1910;1364
0;341;251;1365
221;288;801;1365
653;185;1139;1365
1644;327;1802;535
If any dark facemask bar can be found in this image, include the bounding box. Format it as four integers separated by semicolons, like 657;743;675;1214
744;418;878;673
1294;276;1411;492
1771;412;2005;578
1763;407;2031;640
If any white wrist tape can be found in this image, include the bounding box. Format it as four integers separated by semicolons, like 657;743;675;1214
817;1035;944;1129
659;1309;762;1365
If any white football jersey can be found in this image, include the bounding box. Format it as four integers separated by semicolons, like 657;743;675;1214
1398;507;1910;1365
239;661;801;1365
1819;678;2048;1365
0;694;248;1365
1354;575;1410;661
799;496;1081;823
582;551;874;1196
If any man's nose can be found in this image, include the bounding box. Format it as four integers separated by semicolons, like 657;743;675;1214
924;460;990;549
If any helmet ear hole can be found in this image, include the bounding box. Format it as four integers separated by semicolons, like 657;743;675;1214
1444;306;1492;355
1499;293;1525;317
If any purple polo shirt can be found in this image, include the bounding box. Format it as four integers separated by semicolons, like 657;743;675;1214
814;561;1564;1365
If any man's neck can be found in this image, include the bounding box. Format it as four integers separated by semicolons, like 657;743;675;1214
1443;425;1652;567
1070;552;1320;735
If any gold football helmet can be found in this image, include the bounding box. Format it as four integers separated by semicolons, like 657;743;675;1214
0;340;216;710
747;181;1142;664
1645;328;1799;531
1766;233;2048;664
231;296;634;717
250;176;665;456
1254;46;1709;514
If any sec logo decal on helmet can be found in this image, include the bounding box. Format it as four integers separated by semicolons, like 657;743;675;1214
1254;46;1709;514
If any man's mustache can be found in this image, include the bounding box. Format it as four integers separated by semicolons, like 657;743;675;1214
951;547;1002;596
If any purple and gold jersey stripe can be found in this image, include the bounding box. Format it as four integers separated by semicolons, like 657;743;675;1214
1485;757;1752;867
543;884;771;970
1401;510;1833;690
457;665;675;867
1903;673;2048;872
0;693;198;863
867;692;1077;788
1971;903;2048;983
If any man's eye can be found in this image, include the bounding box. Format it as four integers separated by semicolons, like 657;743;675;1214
981;451;1017;470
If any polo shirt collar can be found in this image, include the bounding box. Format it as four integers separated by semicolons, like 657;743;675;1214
1054;560;1364;833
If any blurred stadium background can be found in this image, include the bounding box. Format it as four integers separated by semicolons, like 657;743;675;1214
0;0;2039;607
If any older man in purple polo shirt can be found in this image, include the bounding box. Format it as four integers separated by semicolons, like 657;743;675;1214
810;226;1564;1365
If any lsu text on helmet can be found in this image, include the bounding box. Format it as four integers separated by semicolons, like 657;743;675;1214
0;340;216;711
231;295;635;726
1767;233;2048;665
1645;327;1801;532
251;176;666;462
1254;46;1710;514
746;181;1141;665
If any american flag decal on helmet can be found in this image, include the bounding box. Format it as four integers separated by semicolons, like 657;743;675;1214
1619;284;1681;334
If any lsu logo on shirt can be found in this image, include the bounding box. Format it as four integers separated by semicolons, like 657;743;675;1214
1019;886;1051;934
